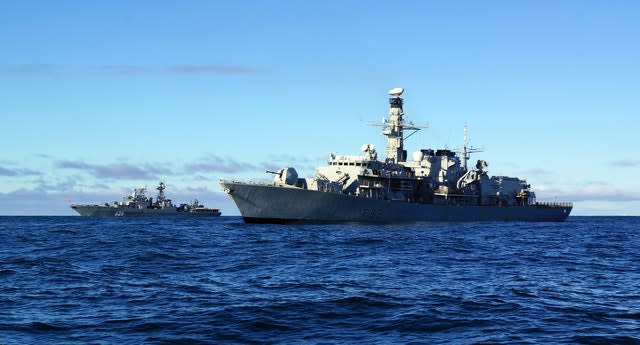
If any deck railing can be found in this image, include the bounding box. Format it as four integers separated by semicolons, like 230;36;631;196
535;201;573;208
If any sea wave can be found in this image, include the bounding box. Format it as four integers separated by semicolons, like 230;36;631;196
1;216;639;344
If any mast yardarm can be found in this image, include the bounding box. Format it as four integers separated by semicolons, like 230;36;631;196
380;87;426;163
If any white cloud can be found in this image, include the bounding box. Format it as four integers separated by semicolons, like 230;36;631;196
57;160;173;180
536;184;640;202
0;166;41;177
611;160;640;167
185;155;260;174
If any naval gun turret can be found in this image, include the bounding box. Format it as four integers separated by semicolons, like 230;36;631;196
267;167;307;188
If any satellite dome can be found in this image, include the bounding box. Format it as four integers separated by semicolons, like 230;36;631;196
388;87;404;96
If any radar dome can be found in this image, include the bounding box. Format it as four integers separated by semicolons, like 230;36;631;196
388;87;404;96
361;144;375;152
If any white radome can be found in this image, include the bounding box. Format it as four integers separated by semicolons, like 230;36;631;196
388;87;404;96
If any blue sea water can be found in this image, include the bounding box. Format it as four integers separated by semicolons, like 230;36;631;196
1;216;639;344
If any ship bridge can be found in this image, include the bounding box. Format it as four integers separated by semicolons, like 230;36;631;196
321;152;380;181
326;142;379;168
327;154;372;167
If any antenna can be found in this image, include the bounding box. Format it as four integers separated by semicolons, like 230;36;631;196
461;122;483;170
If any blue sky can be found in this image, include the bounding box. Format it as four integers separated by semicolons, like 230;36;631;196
1;1;639;216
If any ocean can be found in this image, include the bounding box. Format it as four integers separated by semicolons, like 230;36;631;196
1;216;639;344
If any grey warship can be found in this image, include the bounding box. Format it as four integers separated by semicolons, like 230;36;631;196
220;88;572;223
70;182;221;216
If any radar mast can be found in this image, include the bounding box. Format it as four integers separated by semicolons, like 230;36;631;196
460;122;483;170
372;88;426;163
156;181;167;202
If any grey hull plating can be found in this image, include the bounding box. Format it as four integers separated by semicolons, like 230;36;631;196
220;181;571;223
70;205;221;217
71;205;221;217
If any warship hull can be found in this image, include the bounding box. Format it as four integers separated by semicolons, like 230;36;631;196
70;205;221;217
221;181;571;223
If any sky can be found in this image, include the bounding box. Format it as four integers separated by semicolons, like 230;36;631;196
1;1;639;216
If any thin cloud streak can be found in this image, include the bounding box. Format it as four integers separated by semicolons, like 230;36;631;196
97;65;148;75
0;166;41;177
538;185;640;202
523;168;552;175
57;160;172;180
4;63;258;76
3;64;56;76
169;64;258;75
185;154;319;175
611;159;639;167
186;155;260;174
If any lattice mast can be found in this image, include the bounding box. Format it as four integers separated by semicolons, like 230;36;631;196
460;122;483;171
379;88;426;163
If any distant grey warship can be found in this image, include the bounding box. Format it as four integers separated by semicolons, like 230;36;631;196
71;182;221;217
220;88;572;223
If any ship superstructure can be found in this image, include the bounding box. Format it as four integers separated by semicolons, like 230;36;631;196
70;182;221;217
220;88;572;223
